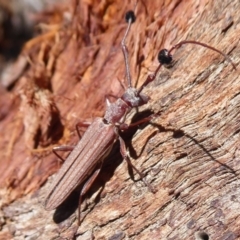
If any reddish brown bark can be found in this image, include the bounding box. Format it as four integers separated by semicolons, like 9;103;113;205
0;0;240;239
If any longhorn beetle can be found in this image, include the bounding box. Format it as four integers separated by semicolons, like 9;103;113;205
44;9;236;226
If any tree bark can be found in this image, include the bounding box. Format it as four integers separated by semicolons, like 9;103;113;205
0;0;240;239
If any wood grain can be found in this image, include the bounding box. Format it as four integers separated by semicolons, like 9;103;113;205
0;0;240;239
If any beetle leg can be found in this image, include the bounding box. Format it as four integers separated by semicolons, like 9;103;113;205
118;135;155;193
77;162;103;225
53;145;75;163
119;113;160;131
130;113;160;129
76;121;91;139
53;121;92;164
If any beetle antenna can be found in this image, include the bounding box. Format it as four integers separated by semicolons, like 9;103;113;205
167;40;236;70
121;10;136;88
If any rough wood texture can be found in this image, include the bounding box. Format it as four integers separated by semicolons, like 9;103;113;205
0;0;240;239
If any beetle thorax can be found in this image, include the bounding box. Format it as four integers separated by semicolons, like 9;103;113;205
104;98;130;124
104;88;149;125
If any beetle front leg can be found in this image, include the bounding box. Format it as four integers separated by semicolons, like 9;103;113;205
118;135;155;193
128;112;160;128
119;112;160;131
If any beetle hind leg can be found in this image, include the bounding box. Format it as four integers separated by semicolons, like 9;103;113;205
77;162;103;226
118;135;156;193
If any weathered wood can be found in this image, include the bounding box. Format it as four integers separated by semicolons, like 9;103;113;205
0;0;240;239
